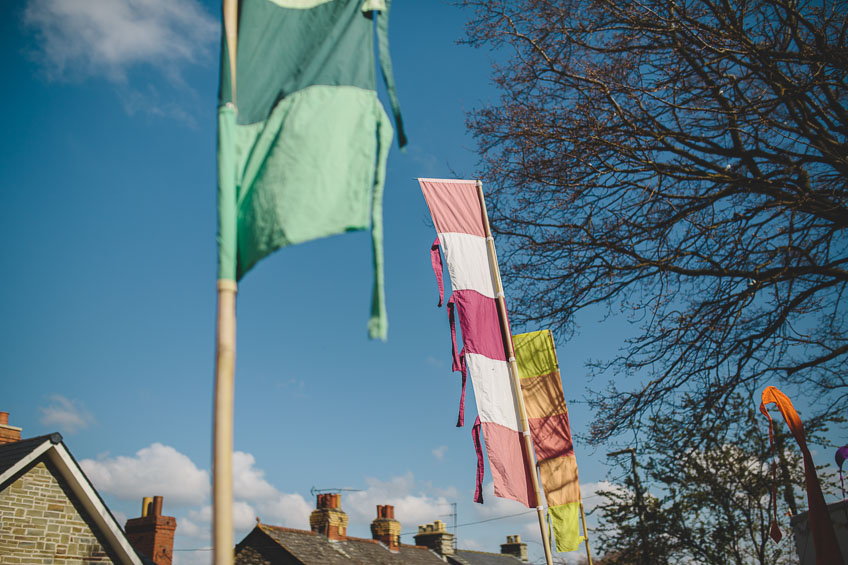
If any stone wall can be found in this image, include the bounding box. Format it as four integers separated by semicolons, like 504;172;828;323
0;460;119;563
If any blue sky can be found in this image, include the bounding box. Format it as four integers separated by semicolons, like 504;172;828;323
2;1;843;564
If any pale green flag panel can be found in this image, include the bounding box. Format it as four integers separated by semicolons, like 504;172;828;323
217;0;406;340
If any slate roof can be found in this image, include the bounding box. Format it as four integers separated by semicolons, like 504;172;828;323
236;523;447;565
448;549;523;565
0;433;62;479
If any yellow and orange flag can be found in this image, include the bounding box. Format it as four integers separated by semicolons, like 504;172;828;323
514;330;584;552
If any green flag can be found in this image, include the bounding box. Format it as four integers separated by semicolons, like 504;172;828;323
217;0;405;340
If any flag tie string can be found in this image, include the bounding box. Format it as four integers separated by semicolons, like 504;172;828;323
430;238;444;307
472;416;485;504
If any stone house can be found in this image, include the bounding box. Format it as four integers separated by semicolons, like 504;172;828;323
0;412;176;565
235;492;529;564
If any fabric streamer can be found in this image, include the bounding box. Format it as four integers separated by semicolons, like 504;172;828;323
421;178;535;508
513;330;584;552
217;0;406;340
759;386;844;564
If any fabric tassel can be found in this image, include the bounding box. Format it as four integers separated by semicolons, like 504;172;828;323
430;238;444;307
456;348;467;427
472;416;484;503
447;295;461;371
375;0;407;148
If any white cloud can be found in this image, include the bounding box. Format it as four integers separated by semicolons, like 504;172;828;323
175;511;208;541
274;378;307;398
23;0;217;123
233;452;278;501
461;538;484;550
80;443;209;506
432;446;448;461
426;355;445;369
78;445;314;564
234;500;260;532
173;548;212;565
39;395;94;434
23;0;217;82
254;493;312;529
343;472;453;532
471;482;530;519
232;451;311;528
580;480;624;512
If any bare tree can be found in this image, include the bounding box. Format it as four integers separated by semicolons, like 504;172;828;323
461;0;848;443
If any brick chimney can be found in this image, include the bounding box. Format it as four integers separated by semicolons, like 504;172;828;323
0;412;22;445
125;496;177;565
414;520;454;556
309;493;348;540
501;534;528;562
370;505;401;551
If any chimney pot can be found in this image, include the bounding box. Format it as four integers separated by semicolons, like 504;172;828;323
125;497;176;565
414;521;455;556
142;497;153;517
501;533;529;562
0;412;22;445
371;503;401;551
310;493;348;540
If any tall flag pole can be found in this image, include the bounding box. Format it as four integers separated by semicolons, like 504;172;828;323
213;279;236;565
214;1;406;563
420;178;553;565
513;329;591;560
213;2;238;564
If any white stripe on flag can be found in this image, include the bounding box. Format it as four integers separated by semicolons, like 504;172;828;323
466;353;521;431
438;232;498;298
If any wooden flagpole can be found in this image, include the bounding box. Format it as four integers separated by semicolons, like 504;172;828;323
580;500;593;565
476;180;554;565
214;3;238;565
213;280;237;565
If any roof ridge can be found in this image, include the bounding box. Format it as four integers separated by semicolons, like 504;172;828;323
259;523;317;536
456;547;509;555
341;535;379;544
399;543;433;550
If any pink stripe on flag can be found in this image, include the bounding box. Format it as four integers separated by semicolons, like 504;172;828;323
528;412;575;461
452;290;507;361
420;179;486;237
481;421;535;507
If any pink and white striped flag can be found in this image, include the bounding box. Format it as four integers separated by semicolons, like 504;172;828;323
419;178;535;507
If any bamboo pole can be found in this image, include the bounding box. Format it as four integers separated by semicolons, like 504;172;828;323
475;180;554;565
213;280;237;565
580;500;593;565
214;4;238;565
223;0;238;103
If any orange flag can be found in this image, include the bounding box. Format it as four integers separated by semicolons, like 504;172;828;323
759;386;843;564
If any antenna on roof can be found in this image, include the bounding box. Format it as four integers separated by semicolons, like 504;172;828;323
439;502;457;550
309;487;363;497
